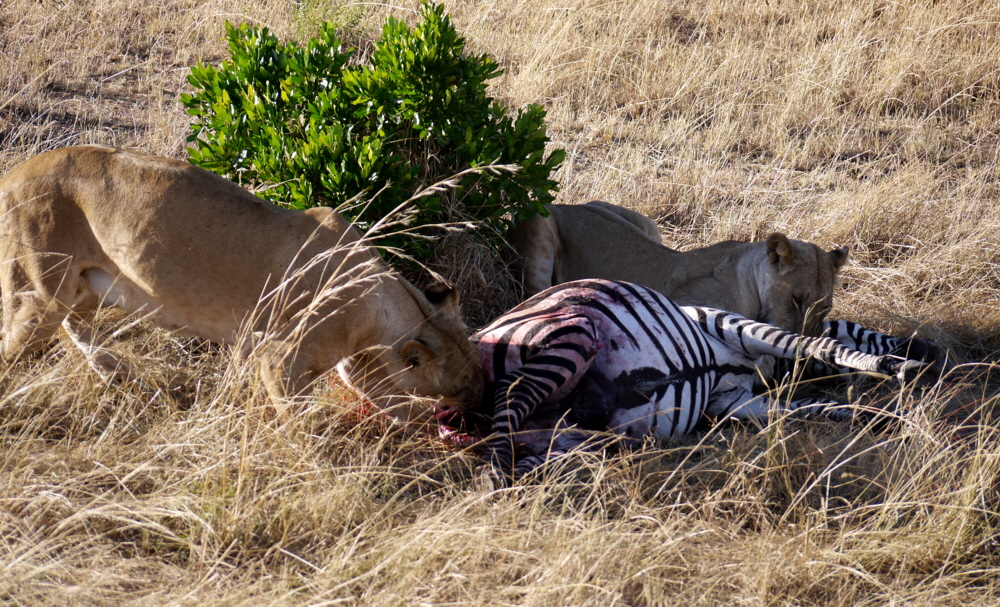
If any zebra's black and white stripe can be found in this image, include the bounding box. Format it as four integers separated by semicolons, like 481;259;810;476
762;320;945;385
454;280;933;482
802;320;944;378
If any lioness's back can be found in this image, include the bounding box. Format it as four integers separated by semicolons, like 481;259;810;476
0;145;369;341
1;145;342;252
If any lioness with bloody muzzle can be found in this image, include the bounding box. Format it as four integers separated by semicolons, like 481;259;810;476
0;145;481;423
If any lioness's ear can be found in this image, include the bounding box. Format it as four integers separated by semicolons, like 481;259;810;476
766;233;795;265
400;339;436;368
829;246;849;269
423;282;462;320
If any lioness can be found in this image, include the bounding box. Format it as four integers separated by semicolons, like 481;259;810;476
509;201;849;336
0;145;482;423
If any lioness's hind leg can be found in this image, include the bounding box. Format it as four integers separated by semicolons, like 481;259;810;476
58;273;132;384
1;289;68;359
1;254;77;360
508;213;561;296
1;256;125;385
61;311;131;384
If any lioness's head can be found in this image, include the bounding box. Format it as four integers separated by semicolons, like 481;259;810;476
399;283;483;409
758;233;849;337
350;282;483;427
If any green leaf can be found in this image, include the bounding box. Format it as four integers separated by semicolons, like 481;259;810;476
184;3;563;262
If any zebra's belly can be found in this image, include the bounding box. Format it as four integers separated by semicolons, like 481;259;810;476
605;375;714;442
588;316;718;441
517;410;601;456
528;363;719;446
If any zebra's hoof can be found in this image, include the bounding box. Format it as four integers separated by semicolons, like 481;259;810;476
893;358;937;383
474;464;505;491
893;337;947;370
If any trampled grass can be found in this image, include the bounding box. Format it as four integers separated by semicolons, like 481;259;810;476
3;0;1000;604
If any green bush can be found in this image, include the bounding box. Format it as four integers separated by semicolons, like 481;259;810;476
182;2;564;258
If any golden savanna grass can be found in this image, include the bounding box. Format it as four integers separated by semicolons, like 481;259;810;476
3;0;1000;604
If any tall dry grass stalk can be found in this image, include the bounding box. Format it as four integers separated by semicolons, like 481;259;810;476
3;0;1000;604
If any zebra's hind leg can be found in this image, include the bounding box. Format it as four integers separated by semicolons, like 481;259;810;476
772;396;855;421
512;441;608;481
793;320;948;381
512;450;570;478
707;385;855;424
478;424;603;488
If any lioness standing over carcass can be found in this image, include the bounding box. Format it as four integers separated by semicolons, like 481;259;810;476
509;201;849;336
0;145;481;423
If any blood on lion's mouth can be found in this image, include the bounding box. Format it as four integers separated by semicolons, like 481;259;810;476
434;404;489;447
438;423;480;447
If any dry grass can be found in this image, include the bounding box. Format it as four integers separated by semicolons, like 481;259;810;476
4;0;1000;604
